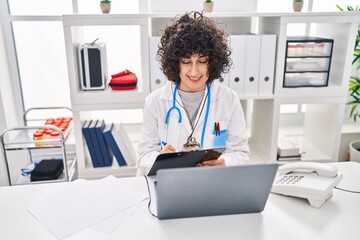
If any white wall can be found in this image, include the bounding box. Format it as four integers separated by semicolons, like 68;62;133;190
0;16;11;186
149;0;257;12
0;3;22;129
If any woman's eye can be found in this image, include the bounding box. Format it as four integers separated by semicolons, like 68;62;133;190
181;59;191;64
198;58;208;64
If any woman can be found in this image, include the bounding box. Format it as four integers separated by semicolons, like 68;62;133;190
137;11;249;175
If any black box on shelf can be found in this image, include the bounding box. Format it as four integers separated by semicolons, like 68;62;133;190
78;41;108;91
30;159;64;181
283;37;334;88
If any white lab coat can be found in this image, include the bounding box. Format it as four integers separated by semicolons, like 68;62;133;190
137;81;250;175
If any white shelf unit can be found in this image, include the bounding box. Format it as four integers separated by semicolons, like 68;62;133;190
259;13;359;98
63;12;360;179
254;12;359;163
63;14;153;179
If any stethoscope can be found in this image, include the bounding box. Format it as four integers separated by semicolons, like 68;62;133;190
164;83;211;148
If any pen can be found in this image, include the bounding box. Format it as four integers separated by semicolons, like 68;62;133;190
217;122;220;136
214;122;217;136
161;141;167;146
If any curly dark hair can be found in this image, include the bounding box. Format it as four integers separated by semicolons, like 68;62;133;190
158;11;231;84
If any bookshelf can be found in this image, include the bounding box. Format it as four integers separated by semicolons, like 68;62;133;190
63;12;360;179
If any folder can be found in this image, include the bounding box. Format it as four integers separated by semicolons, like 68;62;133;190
229;35;246;95
244;34;261;96
82;120;100;168
88;119;105;167
216;72;229;87
148;148;224;176
95;120;113;167
258;34;276;96
105;123;136;166
149;36;167;92
102;123;127;166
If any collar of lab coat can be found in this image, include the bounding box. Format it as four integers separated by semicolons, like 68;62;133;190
160;81;221;141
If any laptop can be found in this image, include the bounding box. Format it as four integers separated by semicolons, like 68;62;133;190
155;163;279;219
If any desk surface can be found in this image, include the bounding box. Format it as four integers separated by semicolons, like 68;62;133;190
0;162;359;240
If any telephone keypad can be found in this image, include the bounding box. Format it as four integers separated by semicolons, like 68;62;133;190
276;175;304;185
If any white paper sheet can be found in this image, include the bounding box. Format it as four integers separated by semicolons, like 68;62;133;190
28;176;148;239
90;200;144;234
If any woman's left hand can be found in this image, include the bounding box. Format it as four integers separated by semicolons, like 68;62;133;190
198;157;225;167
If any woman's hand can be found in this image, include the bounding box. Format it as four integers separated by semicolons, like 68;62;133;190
160;143;176;154
198;157;225;167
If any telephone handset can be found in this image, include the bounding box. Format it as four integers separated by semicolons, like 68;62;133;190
271;162;343;208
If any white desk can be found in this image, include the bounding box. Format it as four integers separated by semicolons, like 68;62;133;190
0;162;359;240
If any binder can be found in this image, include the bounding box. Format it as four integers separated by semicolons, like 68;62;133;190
95;120;113;167
82;120;100;168
102;123;127;166
258;34;276;96
244;34;261;96
105;123;136;166
229;35;246;95
149;37;167;92
216;72;229;87
88;119;105;167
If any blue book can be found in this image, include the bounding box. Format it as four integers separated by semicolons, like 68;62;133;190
88;119;105;167
95;120;113;167
82;120;100;168
102;123;127;166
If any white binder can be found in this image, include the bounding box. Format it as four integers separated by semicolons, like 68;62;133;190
149;37;167;92
258;34;276;96
216;72;229;87
244;34;261;96
229;35;246;95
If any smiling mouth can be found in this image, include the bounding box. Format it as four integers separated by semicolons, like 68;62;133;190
188;76;201;82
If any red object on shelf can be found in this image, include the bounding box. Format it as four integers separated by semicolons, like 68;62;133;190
111;69;131;78
109;70;137;90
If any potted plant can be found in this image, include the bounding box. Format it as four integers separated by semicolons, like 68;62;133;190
339;5;360;121
337;5;360;161
100;0;111;14
203;0;214;12
293;0;304;12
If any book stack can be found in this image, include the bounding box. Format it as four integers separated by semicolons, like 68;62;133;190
277;137;301;162
82;120;136;168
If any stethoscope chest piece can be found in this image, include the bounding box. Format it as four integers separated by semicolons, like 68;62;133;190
182;136;200;152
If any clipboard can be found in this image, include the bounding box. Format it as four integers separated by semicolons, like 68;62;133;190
147;148;225;176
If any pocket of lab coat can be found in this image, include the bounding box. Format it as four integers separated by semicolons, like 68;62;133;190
212;129;227;148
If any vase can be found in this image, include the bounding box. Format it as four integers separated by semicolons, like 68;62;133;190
203;2;214;12
293;2;303;12
349;140;360;162
100;3;111;14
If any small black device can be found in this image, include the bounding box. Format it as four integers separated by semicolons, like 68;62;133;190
78;39;108;90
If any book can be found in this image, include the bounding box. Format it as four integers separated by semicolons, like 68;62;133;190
95;120;113;167
102;123;127;166
103;123;136;166
277;137;300;157
88;119;105;167
82;120;100;168
277;154;302;162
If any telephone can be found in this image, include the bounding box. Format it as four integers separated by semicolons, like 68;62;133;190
271;162;343;208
